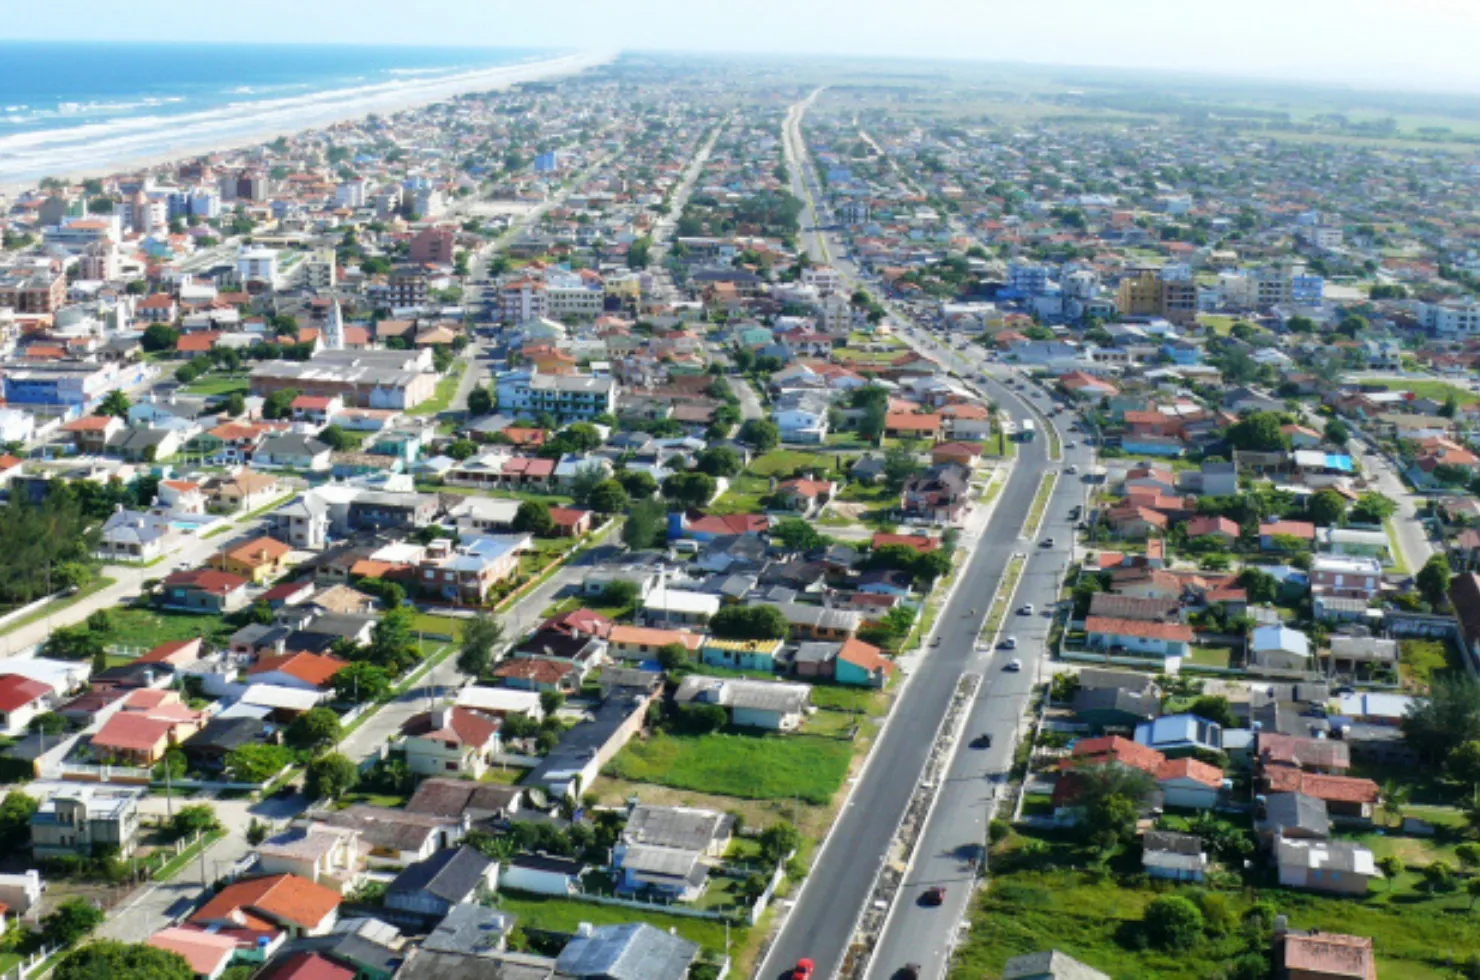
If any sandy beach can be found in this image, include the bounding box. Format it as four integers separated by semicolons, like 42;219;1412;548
0;49;615;198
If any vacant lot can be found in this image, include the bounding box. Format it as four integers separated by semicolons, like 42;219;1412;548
494;892;738;955
1400;638;1462;691
104;607;230;652
1363;377;1480;406
605;730;852;805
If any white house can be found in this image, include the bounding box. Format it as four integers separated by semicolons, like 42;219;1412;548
1250;625;1312;672
402;707;502;779
257;825;365;894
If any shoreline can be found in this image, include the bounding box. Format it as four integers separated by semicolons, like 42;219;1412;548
0;49;616;199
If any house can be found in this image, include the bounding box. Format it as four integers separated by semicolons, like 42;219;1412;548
137;637;204;668
148;928;238;980
253;953;354;980
621;805;732;857
0;675;52;736
213;535;294;584
640;589;720;627
931;441;983;467
775;601;862;641
1071;687;1160;731
1142;830;1207;882
246;652;346;692
547;506;594;537
417;535;525;603
312;806;463;868
1250;625;1313;672
1134;714;1223;757
97;509;175;563
181;716;270;771
1262;769;1380;825
1184;516;1239;545
699;638;783;673
1309;555;1381;600
91;710;193;766
1055;736;1223;811
401;707;501;779
491;658;577;693
611;841;708;902
257;825;365;893
1001;950;1110;980
30;785;141;858
554;923;698;980
835;637;894;687
1260;519;1316;551
884;411;942;441
1277;929;1377;980
1256;792;1331;843
255;433;332;472
900;463;969;523
0;871;43;916
405;778;522;825
1154;756;1225;809
606;625;704;663
1083;616;1193;660
772;478;835;516
384;846;497;921
673;675;811;731
208;468;281;513
1256;733;1351;774
1275;839;1376;895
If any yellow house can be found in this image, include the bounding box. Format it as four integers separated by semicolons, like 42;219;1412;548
212;535;294;584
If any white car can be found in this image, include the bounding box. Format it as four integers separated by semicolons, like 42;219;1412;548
1066;464;1079;474
1000;636;1018;650
1004;659;1023;672
1018;603;1034;615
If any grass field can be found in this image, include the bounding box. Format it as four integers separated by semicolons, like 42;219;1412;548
494;892;741;955
605;730;853;805
1362;377;1480;406
1400;638;1463;691
950;851;1480;980
407;361;466;417
809;684;889;715
0;576;116;639
104;607;230;652
181;375;250;397
1186;645;1233;668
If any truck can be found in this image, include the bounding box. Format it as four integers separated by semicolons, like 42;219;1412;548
1015;418;1036;442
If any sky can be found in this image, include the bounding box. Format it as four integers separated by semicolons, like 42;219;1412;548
10;0;1479;93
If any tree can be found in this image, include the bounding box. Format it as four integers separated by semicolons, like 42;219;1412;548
95;388;131;419
709;605;789;640
662;472;717;508
55;942;194;980
1189;695;1238;728
306;753;359;801
658;642;690;671
0;791;36;851
458;613;504;677
696;447;742;478
1408;676;1480;762
1143;895;1203;950
334;662;391;703
467;386;494;416
1069;761;1154;856
513;500;556;537
367;605;419;673
1350;492;1396;525
445;439;477;461
758;821;801;864
623;499;666;550
261;388;298;420
1457;842;1480;873
1450;741;1480;791
223;392;246;417
619;470;659;500
44;623;105;662
1324;418;1350;446
1418;553;1453;607
569;464;609;507
224;743;294;783
286;707;342;752
883;444;922;490
1308;489;1347;527
1224;412;1289;452
1237;567;1279;604
587;480;629;516
141;323;180;353
170;803;221;839
1469;877;1480;910
912;550;953;583
43;897;105;947
540;690;565;717
1423;861;1456;893
1376;854;1404;891
317;425;357;451
772;518;824;551
738;418;779;451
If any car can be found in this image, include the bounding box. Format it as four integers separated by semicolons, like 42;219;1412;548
930;635;941;646
1066;464;1079;474
1041;537;1056;548
1018;603;1034;615
1005;658;1023;672
1066;440;1077;448
971;732;993;749
896;966;922;980
791;959;815;980
1000;636;1017;649
922;886;947;906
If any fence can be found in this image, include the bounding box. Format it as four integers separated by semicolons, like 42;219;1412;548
2;945;60;980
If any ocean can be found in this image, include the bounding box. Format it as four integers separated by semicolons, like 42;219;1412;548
0;41;561;189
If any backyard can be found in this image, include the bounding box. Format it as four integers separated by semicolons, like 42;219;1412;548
604;730;853;805
493;892;741;956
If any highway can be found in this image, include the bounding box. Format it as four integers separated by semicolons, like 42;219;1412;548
757;91;1084;980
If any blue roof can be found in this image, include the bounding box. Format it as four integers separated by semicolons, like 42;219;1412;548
1325;454;1353;472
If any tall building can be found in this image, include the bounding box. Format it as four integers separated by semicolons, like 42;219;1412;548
322;299;344;351
1116;267;1161;317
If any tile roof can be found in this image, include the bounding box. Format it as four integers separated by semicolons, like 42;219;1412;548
1282;933;1376;980
403;706;500;749
246;652;347;688
191;874;341;932
92;712;172;752
147;927;238;976
165;568;248;595
1264;768;1379;804
0;674;50;713
257;953;356;980
1156;756;1224;788
1084;616;1194;642
837;637;893;676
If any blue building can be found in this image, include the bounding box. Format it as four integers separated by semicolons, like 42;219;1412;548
1291;273;1325;305
1006;261;1050;297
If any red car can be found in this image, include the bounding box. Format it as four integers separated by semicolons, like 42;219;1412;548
792;959;815;980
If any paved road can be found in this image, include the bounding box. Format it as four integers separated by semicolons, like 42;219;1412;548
730;376;765;421
757;92;1068;980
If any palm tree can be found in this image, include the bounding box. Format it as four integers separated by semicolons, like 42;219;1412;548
1381;780;1411;829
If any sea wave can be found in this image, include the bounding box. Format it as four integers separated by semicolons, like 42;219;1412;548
0;52;605;186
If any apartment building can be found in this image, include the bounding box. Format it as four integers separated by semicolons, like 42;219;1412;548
500;279;548;324
409;227;456;265
495;368;617;419
0;272;66;315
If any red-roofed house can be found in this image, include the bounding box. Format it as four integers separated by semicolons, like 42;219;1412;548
258;953;354;980
684;512;769;540
161;568;251;613
492;658;576;693
884;412;942;440
540;608;613;641
1261;519;1317;550
246;652;347;692
402;706;501;778
870;532;939;554
91;711;186;765
773;478;836;516
1059;370;1118;399
930;441;983;467
547;507;593;538
148;927;239;980
1185;516;1240;544
835;637;894;688
191;875;342;937
1262;769;1379;825
0;675;52;736
135;638;204;668
61;414;123;453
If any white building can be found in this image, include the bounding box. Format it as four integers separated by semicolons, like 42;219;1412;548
237;247;279;289
1418;299;1480;336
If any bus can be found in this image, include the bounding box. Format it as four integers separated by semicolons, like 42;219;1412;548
1015;418;1036;442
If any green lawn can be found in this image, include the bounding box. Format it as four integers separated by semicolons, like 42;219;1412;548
747;449;851;478
1186;645;1233;668
182;375;250;397
1024;473;1056;537
408;612;464;640
809;684;888;715
0;576;117;639
1400;638;1462;691
406;361;467;417
804;709;860;738
103;607;231;653
494;893;741;955
1362;377;1480;406
605;730;852;805
951;855;1480;980
480;766;528;785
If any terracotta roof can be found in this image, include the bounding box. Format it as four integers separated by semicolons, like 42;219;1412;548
164;568;248;595
92;712;172;752
687;513;769;535
0;455;23;471
404;706;500;749
837;637;893;676
136;638;201;665
492;659;574;685
1084;616;1194;643
224;536;292;567
548;506;591;527
1264;768;1379;804
0;674;49;713
608;625;703;650
871;533;938;553
1261;519;1316;540
257;953;355;980
1069;735;1165;774
191;874;341;932
884;411;942;431
246;652;347;688
1258;733;1351;772
541;608;613;639
1282;933;1376;980
147;927;238;976
62;415;117;432
1156;756;1224;788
